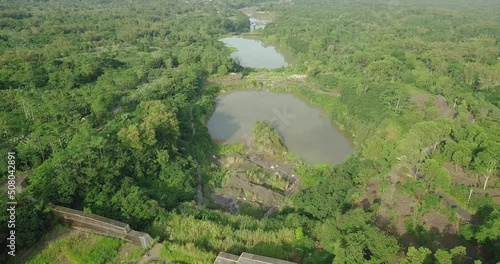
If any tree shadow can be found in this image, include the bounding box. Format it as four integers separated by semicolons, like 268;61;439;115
240;67;256;77
206;105;241;143
374;214;493;263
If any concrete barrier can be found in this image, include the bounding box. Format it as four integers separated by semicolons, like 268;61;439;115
52;205;153;248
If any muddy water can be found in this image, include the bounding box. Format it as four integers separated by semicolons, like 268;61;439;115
220;36;289;69
207;91;354;165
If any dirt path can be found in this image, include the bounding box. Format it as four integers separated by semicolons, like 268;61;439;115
137;243;167;264
0;170;32;191
262;206;279;219
301;79;341;96
437;192;479;224
213;75;341;97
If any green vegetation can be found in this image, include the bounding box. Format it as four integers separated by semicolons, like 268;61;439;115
252;120;288;157
246;167;289;191
27;232;122;264
117;246;146;262
1;0;498;263
151;203;311;262
400;246;469;264
215;142;248;155
160;242;216;264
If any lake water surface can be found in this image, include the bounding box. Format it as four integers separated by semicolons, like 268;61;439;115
207;91;354;165
220;37;289;69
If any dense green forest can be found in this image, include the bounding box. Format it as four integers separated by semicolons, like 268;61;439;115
0;0;499;263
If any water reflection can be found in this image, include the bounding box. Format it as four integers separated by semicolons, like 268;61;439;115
220;37;288;69
207;91;354;165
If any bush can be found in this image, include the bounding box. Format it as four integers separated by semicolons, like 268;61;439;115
27;233;122;264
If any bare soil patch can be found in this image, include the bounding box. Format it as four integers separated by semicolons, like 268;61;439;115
240;7;274;21
409;93;455;119
366;179;380;199
395;194;415;216
444;163;477;187
477;188;500;203
420;210;464;249
420;211;457;234
212;150;299;215
137;243;165;264
444;162;500;191
240;6;258;17
219;173;285;208
434;95;456;119
367;161;493;261
358;179;381;211
410;93;430;109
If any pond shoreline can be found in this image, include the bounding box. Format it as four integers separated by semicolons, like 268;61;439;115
207;75;356;146
212;31;357;164
206;89;354;165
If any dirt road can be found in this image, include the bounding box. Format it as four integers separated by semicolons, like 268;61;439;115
137;243;167;264
437;191;480;224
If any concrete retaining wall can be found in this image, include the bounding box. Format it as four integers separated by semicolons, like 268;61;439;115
52;205;153;248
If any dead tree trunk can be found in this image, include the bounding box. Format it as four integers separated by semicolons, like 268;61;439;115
483;175;490;190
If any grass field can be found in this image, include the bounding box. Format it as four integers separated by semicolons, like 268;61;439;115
26;230;123;264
